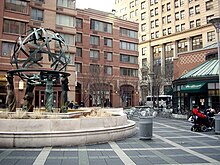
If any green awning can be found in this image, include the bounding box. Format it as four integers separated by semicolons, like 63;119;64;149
180;82;207;93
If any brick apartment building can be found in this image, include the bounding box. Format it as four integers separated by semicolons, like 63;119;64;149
75;8;139;107
0;0;76;109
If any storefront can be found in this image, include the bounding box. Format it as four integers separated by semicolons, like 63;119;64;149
172;58;219;114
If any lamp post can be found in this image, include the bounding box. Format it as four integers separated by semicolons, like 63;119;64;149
209;17;220;97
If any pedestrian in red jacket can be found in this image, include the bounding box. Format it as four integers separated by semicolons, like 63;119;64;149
192;105;206;118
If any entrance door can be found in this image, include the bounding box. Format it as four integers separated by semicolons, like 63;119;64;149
190;94;206;111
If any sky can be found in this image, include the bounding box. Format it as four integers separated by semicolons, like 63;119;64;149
76;0;115;12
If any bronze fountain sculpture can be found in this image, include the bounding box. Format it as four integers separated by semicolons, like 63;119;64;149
6;27;70;113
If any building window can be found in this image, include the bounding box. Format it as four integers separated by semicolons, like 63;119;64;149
181;23;185;31
189;7;194;16
59;33;75;45
155;19;159;27
163;29;167;36
206;0;213;11
57;0;75;9
180;10;185;19
90;64;100;73
196;19;201;27
150;9;154;17
180;0;184;6
189;0;193;3
175;0;179;8
120;28;138;39
155;31;159;38
90;49;99;59
142;47;147;55
142;35;146;41
207;31;215;42
162;4;165;12
120;41;138;51
76;33;82;43
176;25;180;32
195;5;200;14
120;68;138;77
90;35;100;46
76;18;83;28
1;42;14;56
141;12;146;20
142;58;147;68
175;12;179;20
162;17;166;24
130;1;135;8
165;43;173;57
168;27;172;34
151;21;154;28
177;39;187;53
150;0;154;6
192;35;203;50
130;11;134;18
135;9;138;16
167;2;171;11
104;52;113;61
206;15;214;24
65;53;74;65
167;15;171;23
31;8;43;21
151;33;155;39
155;7;158;16
75;63;82;73
5;0;28;14
104;37;112;47
90;19;112;33
56;14;74;27
141;1;146;9
104;66;112;75
190;21;194;28
3;19;26;35
76;47;82;57
141;23;146;31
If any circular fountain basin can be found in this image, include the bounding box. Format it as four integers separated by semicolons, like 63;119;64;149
0;109;136;147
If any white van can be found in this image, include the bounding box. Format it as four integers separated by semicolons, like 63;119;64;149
145;95;172;108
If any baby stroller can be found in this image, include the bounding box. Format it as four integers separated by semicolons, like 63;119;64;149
190;114;214;132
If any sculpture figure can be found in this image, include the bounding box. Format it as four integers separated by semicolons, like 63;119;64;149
5;73;16;112
61;75;69;113
45;75;53;112
22;81;35;112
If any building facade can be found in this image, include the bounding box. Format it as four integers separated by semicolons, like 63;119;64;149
75;8;139;107
0;0;76;109
114;0;220;102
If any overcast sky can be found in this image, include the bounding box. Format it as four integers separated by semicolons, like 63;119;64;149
76;0;115;12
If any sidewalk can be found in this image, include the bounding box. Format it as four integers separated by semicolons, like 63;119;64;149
0;117;220;165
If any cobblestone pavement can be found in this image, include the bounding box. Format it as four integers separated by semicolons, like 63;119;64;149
0;117;220;165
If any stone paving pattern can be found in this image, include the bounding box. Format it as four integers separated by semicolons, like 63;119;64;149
0;117;220;165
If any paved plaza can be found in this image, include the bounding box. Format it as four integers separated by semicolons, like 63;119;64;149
0;117;220;165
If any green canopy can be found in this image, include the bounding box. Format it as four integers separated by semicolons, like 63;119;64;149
180;82;207;93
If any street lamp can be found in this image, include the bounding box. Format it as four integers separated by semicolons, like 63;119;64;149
209;17;220;96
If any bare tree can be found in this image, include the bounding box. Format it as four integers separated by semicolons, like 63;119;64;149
80;64;115;107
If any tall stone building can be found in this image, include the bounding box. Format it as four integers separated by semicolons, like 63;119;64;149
114;0;219;101
0;0;76;109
